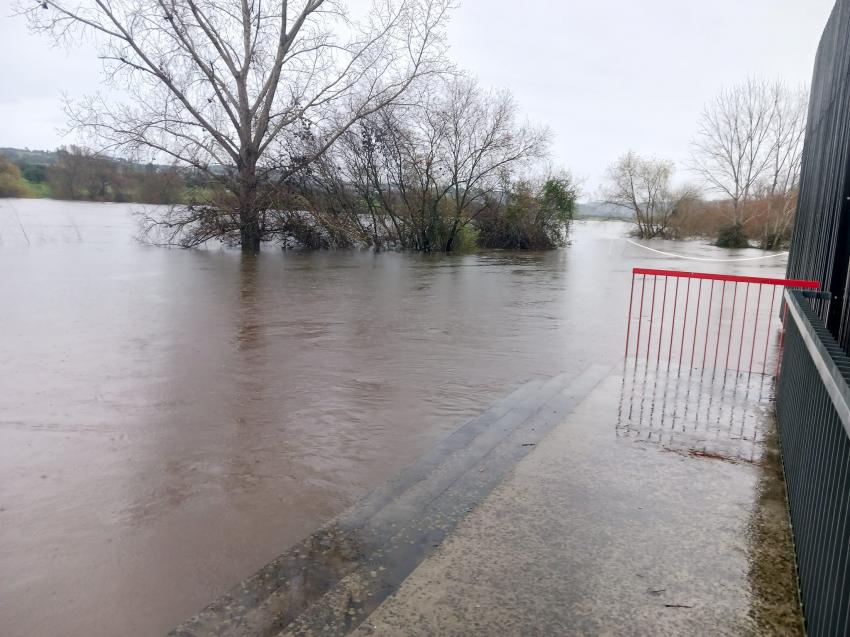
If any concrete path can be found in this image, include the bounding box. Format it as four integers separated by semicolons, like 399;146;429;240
171;365;802;636
350;369;802;636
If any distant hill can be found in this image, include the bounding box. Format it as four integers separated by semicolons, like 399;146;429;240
0;147;164;169
0;146;230;176
575;201;633;220
0;147;59;166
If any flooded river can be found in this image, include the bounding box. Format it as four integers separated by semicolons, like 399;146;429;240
0;199;788;636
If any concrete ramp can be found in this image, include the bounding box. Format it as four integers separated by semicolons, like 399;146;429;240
170;365;611;636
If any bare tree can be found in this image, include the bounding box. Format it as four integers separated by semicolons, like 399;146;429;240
691;78;808;238
305;77;549;251
754;85;808;248
604;151;696;239
20;0;454;250
47;146;118;200
435;78;550;250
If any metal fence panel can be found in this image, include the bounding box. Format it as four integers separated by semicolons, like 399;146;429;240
786;1;850;350
777;290;850;635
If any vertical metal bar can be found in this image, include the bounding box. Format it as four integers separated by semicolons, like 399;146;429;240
669;277;680;367
678;277;691;373
749;285;763;374
776;301;789;378
725;282;739;371
635;275;646;365
762;285;778;375
656;276;668;366
690;279;703;372
702;280;716;371
712;281;727;373
736;283;750;373
826;433;850;635
625;271;635;359
646;276;658;364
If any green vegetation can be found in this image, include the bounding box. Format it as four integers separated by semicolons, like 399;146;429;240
0;146;205;204
715;223;750;249
477;176;577;249
1;144;576;252
25;181;51;198
0;158;35;198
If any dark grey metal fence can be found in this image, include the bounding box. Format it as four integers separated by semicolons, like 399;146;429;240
786;1;850;352
777;290;850;636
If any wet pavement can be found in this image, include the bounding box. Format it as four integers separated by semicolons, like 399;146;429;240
171;365;802;636
351;368;802;636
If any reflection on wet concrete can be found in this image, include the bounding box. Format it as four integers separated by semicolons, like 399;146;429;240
612;362;803;634
617;363;775;464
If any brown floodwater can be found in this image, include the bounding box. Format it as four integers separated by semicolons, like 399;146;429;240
0;199;788;636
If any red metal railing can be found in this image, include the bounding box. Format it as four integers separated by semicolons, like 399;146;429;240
625;268;820;376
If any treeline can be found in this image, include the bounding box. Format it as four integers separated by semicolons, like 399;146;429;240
0;146;197;205
297;80;574;251
23;0;581;252
143;78;578;251
668;197;798;250
5;111;578;252
605;78;807;250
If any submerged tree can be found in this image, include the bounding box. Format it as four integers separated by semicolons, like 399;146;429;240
604;151;697;239
21;0;454;250
301;77;550;251
476;173;577;249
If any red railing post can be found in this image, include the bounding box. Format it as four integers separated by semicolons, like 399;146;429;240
657;276;669;366
625;271;635;359
748;285;763;375
712;281;727;373
635;274;646;366
668;277;680;367
646;275;658;364
724;282;739;372
690;279;703;372
702;280;716;371
736;283;750;373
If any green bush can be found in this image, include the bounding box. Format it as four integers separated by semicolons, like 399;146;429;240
452;223;479;252
0;158;33;198
476;176;577;249
716;223;749;249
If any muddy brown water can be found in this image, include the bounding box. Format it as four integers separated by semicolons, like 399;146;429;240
0;199;788;636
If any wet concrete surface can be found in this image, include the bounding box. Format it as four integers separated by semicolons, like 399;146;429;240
348;369;803;636
0;199;795;636
170;366;612;635
170;365;802;636
617;363;777;464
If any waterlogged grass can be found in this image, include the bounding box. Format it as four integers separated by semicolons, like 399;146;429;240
24;180;51;198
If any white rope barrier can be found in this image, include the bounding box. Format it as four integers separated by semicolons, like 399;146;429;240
625;238;788;263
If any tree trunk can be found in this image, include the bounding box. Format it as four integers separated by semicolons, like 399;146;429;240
238;158;261;252
240;207;261;252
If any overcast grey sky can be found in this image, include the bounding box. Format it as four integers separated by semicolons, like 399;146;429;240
0;0;837;196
